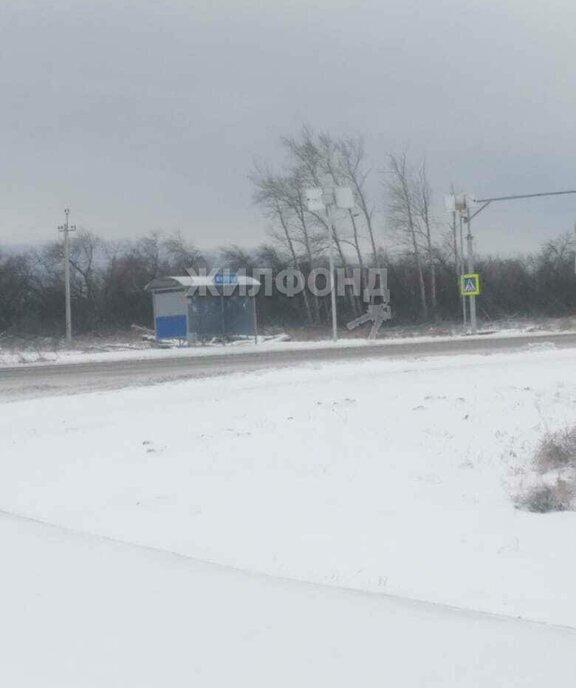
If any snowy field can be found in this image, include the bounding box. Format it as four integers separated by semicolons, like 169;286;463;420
1;514;574;687
2;347;576;684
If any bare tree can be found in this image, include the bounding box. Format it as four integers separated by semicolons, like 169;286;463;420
162;232;206;274
282;129;351;266
283;129;367;315
414;162;437;314
251;166;315;323
69;230;102;302
335;135;381;267
386;153;428;318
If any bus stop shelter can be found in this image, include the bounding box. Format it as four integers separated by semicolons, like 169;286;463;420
145;275;260;342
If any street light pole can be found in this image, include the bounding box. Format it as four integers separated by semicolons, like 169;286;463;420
458;211;467;330
464;209;477;334
58;209;76;343
304;185;354;343
447;187;576;336
325;203;338;341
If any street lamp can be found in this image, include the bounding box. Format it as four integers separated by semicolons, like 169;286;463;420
446;186;576;335
305;185;354;341
445;193;478;334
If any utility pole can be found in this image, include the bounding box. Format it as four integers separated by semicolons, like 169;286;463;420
58;209;76;342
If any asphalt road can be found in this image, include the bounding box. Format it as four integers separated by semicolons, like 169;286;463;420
2;332;576;401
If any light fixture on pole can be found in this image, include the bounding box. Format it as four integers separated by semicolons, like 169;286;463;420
445;193;477;334
445;195;467;330
305;185;354;341
58;208;76;342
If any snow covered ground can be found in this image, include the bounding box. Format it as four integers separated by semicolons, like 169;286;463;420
0;326;572;367
2;347;576;683
2;513;574;687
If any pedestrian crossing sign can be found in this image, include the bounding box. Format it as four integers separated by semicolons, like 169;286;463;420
460;273;481;296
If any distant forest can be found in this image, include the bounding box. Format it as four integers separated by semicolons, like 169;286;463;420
2;129;576;336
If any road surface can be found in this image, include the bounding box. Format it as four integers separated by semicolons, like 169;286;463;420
2;331;576;400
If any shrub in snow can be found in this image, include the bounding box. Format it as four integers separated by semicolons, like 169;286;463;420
515;428;576;513
533;427;576;472
518;480;575;513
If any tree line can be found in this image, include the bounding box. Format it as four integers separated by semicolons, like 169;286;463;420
1;128;576;337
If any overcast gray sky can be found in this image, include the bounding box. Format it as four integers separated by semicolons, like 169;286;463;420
2;0;576;256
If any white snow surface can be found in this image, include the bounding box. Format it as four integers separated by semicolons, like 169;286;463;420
2;347;576;684
2;514;574;687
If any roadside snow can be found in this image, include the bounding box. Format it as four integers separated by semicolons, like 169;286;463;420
0;327;572;368
2;348;576;630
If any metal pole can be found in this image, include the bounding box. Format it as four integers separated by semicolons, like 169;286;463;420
326;204;338;341
446;187;576;334
252;294;258;345
458;212;467;331
58;209;76;343
465;210;477;334
476;189;576;204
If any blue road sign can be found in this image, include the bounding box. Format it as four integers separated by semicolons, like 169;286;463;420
214;272;238;285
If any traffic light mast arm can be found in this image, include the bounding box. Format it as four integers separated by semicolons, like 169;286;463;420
476;189;576;204
468;189;576;221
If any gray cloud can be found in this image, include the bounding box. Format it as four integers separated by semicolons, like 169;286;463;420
1;0;576;255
